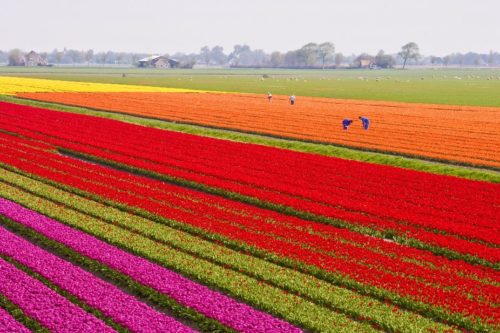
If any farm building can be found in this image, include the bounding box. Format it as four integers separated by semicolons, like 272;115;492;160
359;59;374;68
25;51;48;66
137;55;179;68
9;51;48;66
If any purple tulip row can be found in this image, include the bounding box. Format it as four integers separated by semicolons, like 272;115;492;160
0;256;114;333
0;306;31;333
0;225;195;333
0;197;302;333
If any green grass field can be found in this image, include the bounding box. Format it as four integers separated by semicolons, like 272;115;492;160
1;66;500;106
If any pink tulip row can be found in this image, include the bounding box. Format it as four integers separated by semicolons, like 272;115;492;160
0;256;114;333
0;306;30;333
0;224;195;333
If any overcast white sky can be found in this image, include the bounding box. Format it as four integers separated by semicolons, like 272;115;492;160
2;0;499;55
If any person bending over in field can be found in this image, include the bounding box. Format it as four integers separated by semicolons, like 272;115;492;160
342;119;353;130
359;116;370;130
289;94;296;105
268;92;273;102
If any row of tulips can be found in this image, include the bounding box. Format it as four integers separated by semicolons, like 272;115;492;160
0;161;494;330
15;91;500;167
0;76;198;94
0;223;197;333
0;305;30;333
0;102;497;259
0;256;115;333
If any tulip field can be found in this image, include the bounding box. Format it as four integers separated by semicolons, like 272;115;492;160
0;76;498;333
16;90;500;168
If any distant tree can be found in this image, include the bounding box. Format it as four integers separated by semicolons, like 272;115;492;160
131;54;140;65
317;42;335;69
66;49;84;63
0;51;9;63
270;51;284;67
52;49;64;64
398;42;420;69
229;45;251;66
374;50;395;68
443;55;451;67
116;52;125;64
284;50;300;67
210;46;227;65
245;49;268;66
8;49;23;66
298;42;319;67
85;49;94;65
334;53;344;67
488;50;495;66
97;52;108;64
200;46;211;65
430;56;442;65
177;53;197;68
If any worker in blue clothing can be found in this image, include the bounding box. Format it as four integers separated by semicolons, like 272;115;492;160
359;116;370;130
342;119;353;130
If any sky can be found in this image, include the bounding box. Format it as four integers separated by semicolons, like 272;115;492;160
2;0;499;56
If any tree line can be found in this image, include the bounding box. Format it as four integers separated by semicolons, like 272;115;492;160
1;42;499;68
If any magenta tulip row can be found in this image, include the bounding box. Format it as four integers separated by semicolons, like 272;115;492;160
0;306;30;333
0;256;115;333
0;223;195;333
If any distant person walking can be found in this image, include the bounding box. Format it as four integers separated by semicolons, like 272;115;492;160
268;92;273;103
359;116;370;130
342;119;353;130
289;95;296;106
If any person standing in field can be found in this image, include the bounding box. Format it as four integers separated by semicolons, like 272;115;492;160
359;116;370;130
289;94;296;105
268;92;273;103
342;119;353;130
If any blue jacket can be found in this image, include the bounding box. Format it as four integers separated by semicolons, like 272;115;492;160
360;117;370;129
342;119;353;129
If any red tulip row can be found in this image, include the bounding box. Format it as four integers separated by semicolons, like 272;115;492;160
0;109;498;266
0;132;498;325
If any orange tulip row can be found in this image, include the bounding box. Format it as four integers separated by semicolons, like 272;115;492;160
18;92;500;168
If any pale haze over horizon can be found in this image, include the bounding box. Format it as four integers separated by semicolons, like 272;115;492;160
2;0;499;56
